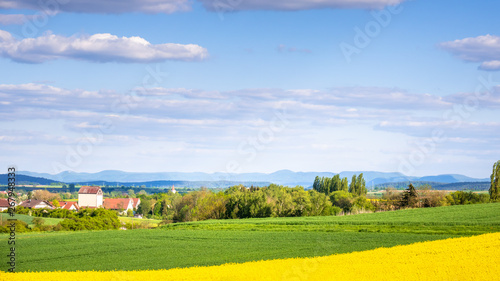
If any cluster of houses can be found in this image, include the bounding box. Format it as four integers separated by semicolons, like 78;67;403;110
0;186;141;214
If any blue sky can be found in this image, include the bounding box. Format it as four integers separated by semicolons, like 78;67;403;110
0;0;499;178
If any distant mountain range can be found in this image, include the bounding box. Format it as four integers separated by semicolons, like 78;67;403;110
374;181;490;191
15;170;489;188
0;174;59;185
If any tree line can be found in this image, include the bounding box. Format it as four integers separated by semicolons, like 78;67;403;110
312;173;367;196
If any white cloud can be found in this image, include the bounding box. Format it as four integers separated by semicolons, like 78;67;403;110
200;0;406;11
0;0;191;14
0;30;209;63
440;34;500;71
480;60;500;71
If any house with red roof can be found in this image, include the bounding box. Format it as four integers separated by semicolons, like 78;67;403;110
59;201;80;211
0;198;11;211
78;186;103;208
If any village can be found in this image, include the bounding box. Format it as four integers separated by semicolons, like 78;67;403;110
0;185;175;216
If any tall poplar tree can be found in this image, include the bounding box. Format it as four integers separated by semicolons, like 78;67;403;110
332;174;341;192
313;176;321;193
349;175;357;194
355;173;367;195
340;177;349;192
490;160;500;201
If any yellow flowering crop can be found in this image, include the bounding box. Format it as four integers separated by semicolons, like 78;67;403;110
2;232;499;281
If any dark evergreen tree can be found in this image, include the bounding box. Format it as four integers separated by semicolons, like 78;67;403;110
400;183;419;208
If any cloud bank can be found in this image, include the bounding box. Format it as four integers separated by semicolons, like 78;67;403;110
2;83;498;141
440;34;500;71
1;0;405;14
0;30;209;63
200;0;406;11
0;0;191;14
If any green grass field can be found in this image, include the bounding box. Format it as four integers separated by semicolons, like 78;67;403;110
162;203;500;234
118;216;162;227
1;214;63;227
1;203;498;272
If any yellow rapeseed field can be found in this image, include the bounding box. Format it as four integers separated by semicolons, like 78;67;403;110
2;232;499;281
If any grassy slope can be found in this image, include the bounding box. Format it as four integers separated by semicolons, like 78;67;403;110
118;216;162;227
162;203;500;234
2;214;63;226
173;203;500;225
1;203;499;272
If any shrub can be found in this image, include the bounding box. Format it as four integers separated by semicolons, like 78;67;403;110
59;208;121;231
0;220;30;233
32;217;45;227
445;191;490;205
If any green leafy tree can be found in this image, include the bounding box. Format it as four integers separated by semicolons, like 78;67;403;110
291;188;310;216
52;200;60;208
351;196;375;214
445;191;490;205
490;160;500;201
137;198;153;216
128;189;136;198
329;191;353;214
58;209;121;231
307;190;333;216
153;200;162;217
272;187;293;217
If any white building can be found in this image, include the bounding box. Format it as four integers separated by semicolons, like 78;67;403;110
78;186;103;208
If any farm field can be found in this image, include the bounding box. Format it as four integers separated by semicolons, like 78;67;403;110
1;203;499;273
162;203;500;234
3;232;499;281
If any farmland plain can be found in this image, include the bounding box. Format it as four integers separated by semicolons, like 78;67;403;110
1;203;498;272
